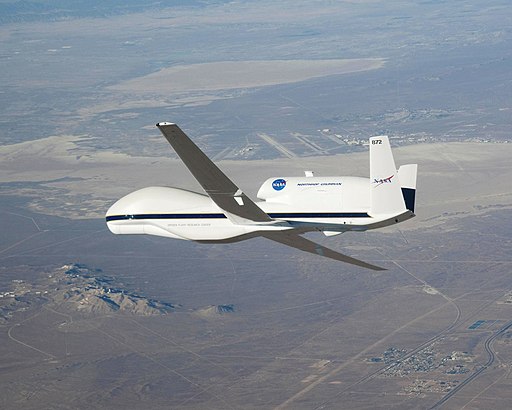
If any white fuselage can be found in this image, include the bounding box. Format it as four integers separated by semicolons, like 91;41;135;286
107;124;417;269
106;176;413;242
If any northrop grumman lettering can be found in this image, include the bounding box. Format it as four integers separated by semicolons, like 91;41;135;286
106;123;417;270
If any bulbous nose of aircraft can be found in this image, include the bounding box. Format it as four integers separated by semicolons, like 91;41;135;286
105;199;128;234
105;190;145;234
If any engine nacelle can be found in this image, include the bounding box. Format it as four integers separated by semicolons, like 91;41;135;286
257;176;370;212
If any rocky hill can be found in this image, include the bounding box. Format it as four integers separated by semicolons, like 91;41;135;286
194;304;235;318
54;264;179;315
0;264;179;320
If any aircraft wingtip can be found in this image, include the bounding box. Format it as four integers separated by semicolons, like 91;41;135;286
156;121;176;127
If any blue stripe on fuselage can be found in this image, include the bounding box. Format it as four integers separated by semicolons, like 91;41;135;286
105;213;227;222
268;212;369;219
106;212;370;222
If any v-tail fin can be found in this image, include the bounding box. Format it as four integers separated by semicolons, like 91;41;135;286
398;164;418;214
369;136;406;216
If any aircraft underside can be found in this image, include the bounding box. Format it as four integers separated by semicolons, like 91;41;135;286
106;187;415;253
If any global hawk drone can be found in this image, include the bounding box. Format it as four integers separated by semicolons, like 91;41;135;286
106;123;417;270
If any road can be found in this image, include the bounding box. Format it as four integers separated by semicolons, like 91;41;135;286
429;319;512;409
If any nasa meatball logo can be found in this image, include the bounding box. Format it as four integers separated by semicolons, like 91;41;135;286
272;179;286;191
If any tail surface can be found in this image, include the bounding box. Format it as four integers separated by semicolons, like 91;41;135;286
369;136;406;216
398;164;418;213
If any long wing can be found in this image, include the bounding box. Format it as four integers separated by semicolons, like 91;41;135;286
157;122;385;270
262;232;386;271
156;122;272;222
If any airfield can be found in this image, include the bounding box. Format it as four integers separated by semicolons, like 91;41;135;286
1;139;512;409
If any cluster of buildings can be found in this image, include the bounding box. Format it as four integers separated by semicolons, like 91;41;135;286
370;344;473;379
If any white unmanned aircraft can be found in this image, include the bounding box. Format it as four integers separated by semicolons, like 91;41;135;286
106;123;417;270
